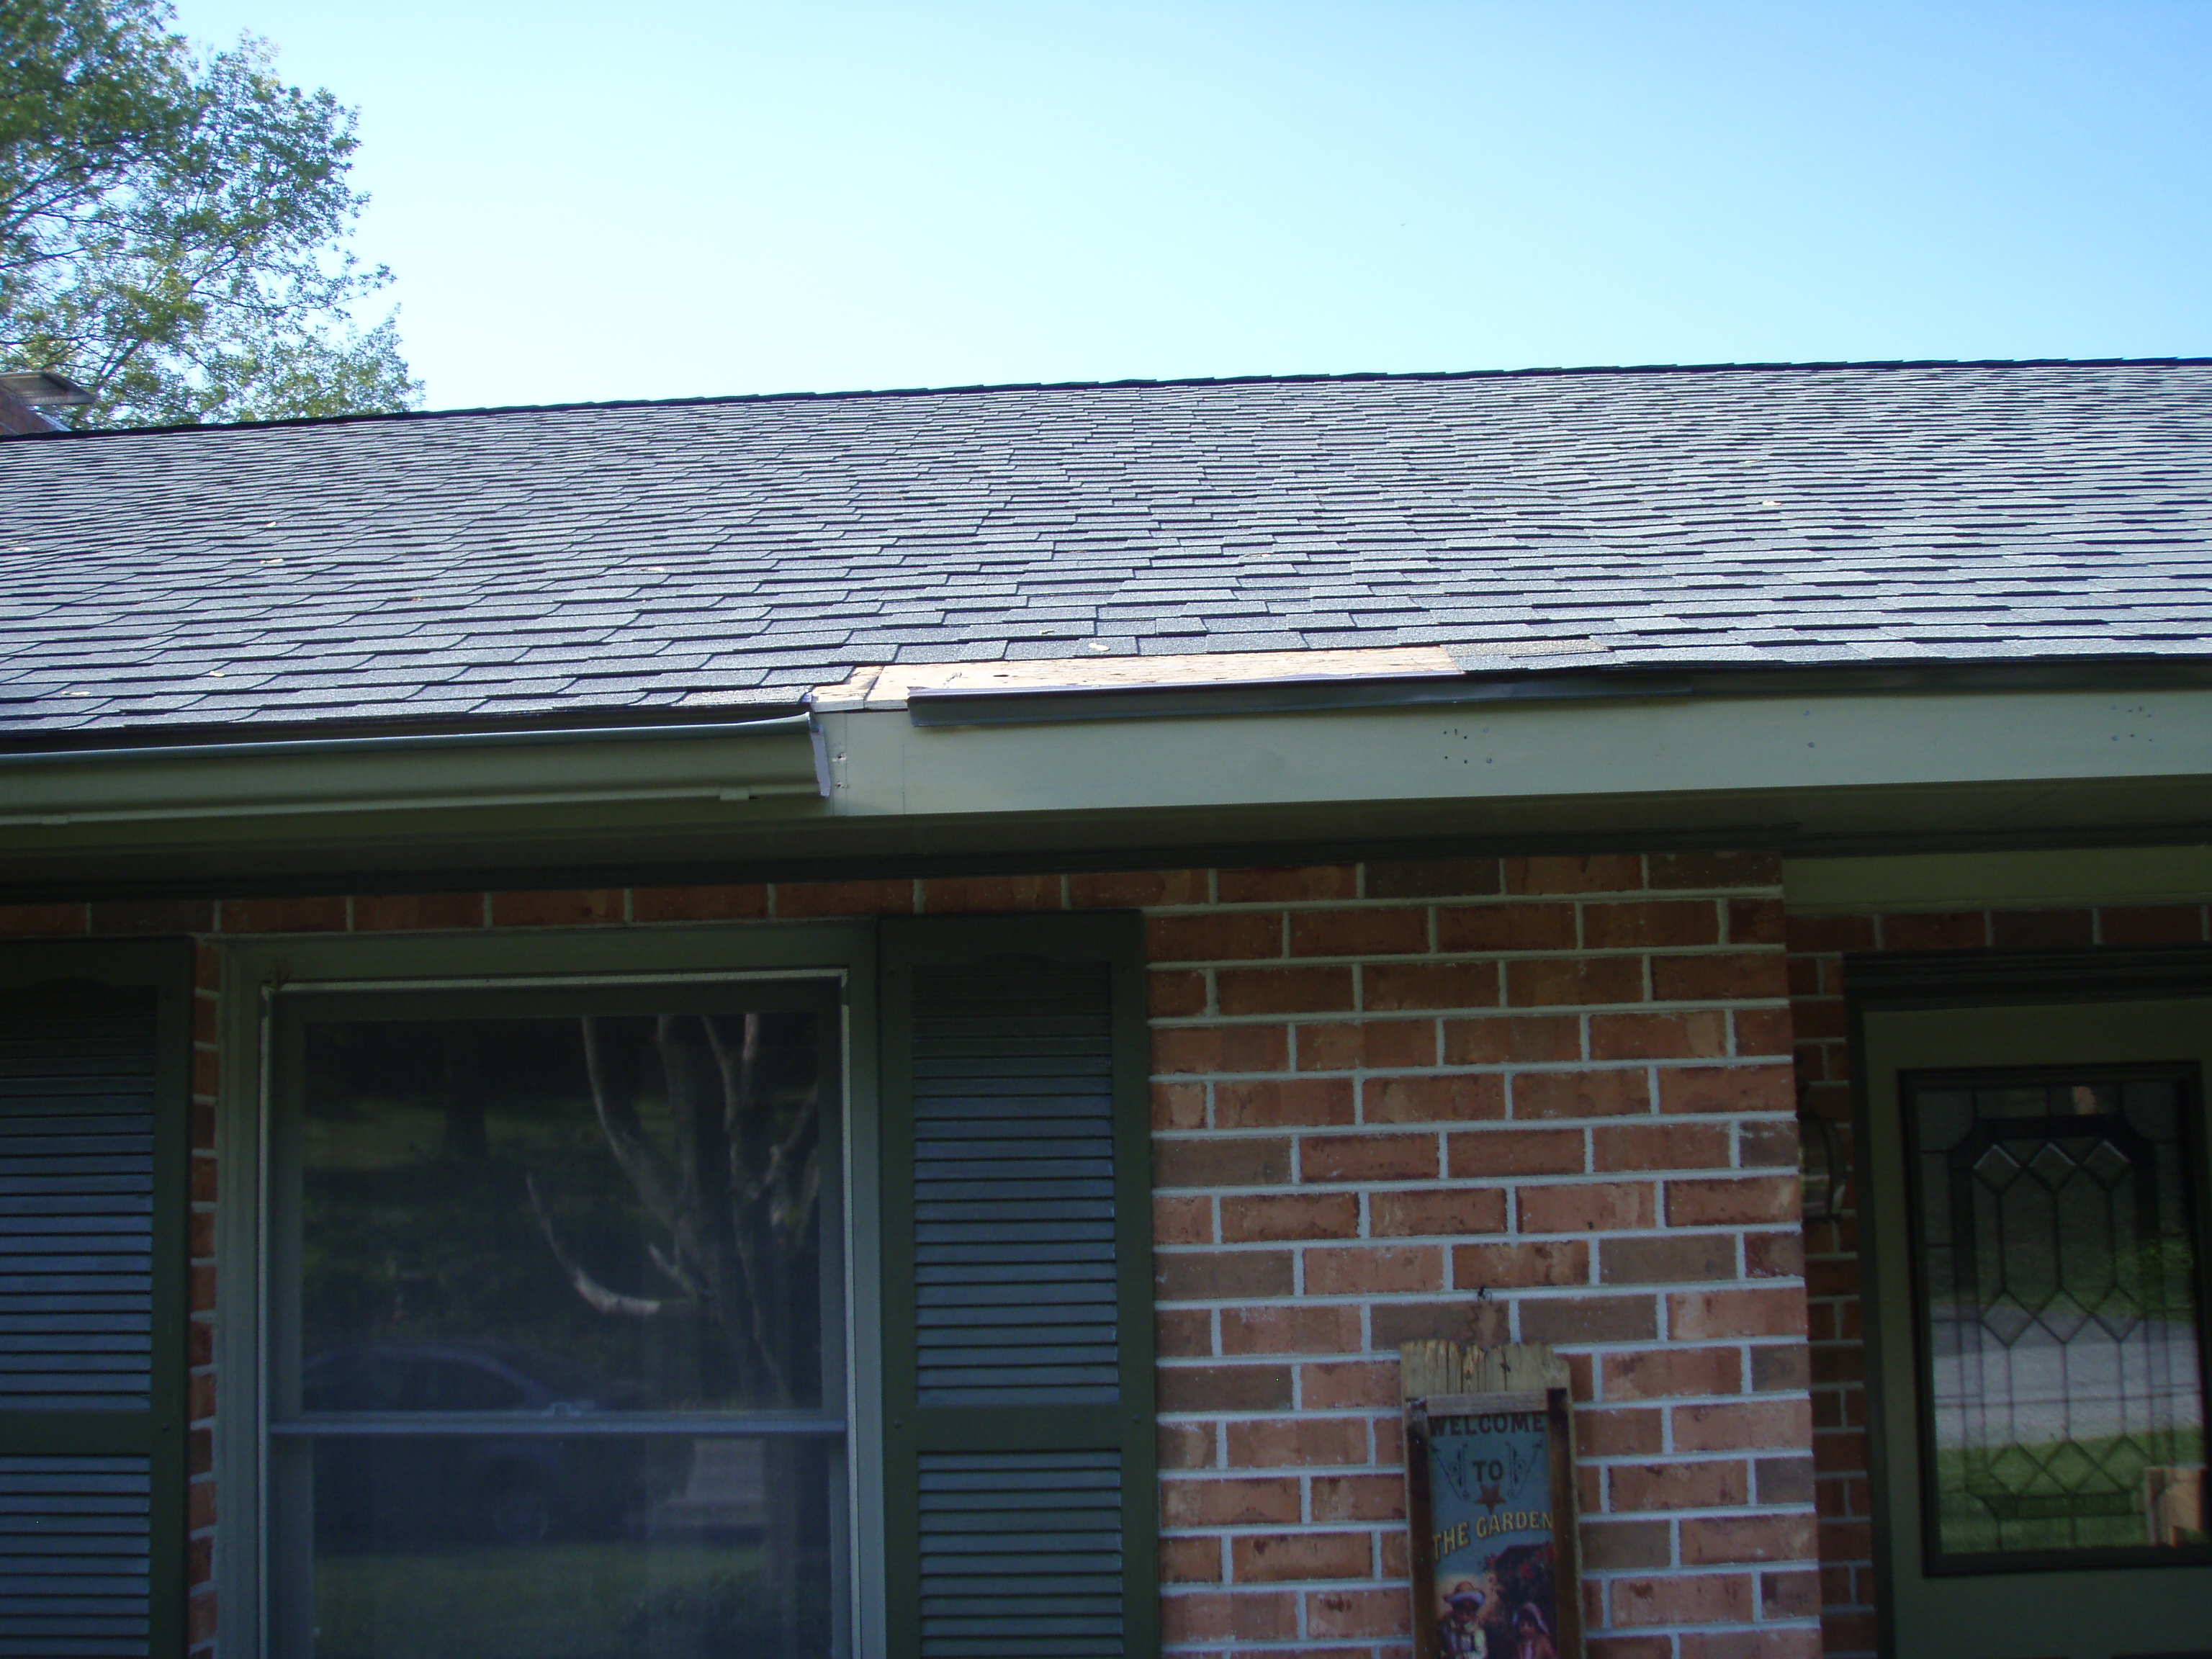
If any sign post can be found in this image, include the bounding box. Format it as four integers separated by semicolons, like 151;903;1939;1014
1402;1343;1583;1659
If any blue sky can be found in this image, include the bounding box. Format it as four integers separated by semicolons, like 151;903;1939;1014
171;1;2212;411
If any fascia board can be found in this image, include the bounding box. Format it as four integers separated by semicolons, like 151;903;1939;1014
0;714;827;827
4;690;2207;879
824;686;2212;819
1784;845;2212;912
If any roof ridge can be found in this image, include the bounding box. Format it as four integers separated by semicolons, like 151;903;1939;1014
15;354;2212;443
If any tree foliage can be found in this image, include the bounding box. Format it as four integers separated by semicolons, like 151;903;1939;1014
0;0;419;426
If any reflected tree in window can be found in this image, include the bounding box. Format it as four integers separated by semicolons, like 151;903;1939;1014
292;1002;839;1659
526;1010;830;1638
529;1013;823;1411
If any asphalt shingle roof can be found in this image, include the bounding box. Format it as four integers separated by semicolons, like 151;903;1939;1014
4;359;2209;735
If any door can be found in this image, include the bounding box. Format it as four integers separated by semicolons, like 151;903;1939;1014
1861;994;2212;1659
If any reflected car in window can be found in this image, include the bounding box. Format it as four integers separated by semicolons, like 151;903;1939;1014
300;1341;691;1547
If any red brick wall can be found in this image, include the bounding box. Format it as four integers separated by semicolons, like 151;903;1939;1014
1786;901;2212;1659
4;860;1821;1659
1145;854;1817;1659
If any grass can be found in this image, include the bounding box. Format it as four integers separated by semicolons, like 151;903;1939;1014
310;1541;825;1659
1932;1429;2206;1557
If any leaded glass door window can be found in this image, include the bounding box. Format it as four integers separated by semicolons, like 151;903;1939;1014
1861;990;2212;1659
1902;1067;2207;1569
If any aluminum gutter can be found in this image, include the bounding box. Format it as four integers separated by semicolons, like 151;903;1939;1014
0;711;829;828
1784;845;2212;913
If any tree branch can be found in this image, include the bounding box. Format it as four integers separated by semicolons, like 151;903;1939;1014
580;1015;685;1229
525;1172;690;1320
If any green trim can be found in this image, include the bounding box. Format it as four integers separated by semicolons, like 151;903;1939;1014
877;926;921;1649
837;685;2212;818
212;951;265;1659
1846;945;2212;1004
0;938;193;1659
217;923;872;984
878;913;1157;1659
1109;922;1161;1659
22;819;2212;909
1787;845;2212;912
0;1411;161;1455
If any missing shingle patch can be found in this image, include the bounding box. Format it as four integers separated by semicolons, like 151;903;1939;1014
811;641;1614;711
867;646;1460;706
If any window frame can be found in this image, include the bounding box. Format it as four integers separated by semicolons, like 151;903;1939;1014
1848;945;2212;1659
215;923;885;1659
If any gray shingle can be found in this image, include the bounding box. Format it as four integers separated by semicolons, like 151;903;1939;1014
3;360;2209;734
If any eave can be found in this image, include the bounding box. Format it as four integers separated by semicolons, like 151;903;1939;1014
1;660;2208;899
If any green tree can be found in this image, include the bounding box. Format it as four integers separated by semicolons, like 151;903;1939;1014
0;0;419;426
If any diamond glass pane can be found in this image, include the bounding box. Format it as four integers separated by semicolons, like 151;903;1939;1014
1907;1069;2208;1565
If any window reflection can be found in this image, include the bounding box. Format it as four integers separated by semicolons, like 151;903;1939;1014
297;1011;826;1412
1906;1069;2209;1566
275;997;843;1659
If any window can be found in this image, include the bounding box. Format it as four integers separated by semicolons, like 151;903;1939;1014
1856;960;2212;1659
1902;1066;2206;1569
266;984;848;1659
222;915;1157;1659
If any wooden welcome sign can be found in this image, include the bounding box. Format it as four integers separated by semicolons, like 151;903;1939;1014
1402;1342;1583;1659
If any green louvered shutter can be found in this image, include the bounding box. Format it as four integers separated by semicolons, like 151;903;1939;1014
0;944;191;1659
881;914;1156;1659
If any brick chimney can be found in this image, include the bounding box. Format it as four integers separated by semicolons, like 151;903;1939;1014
0;371;91;434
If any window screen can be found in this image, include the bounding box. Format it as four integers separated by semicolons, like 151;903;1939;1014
268;985;847;1659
